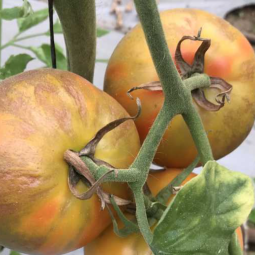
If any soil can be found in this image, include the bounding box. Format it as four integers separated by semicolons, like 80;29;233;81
225;4;255;48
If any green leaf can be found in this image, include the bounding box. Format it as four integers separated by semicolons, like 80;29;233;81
0;54;33;79
0;0;32;20
28;44;67;70
97;28;109;37
248;208;255;224
17;8;48;33
45;19;63;35
152;161;254;255
9;251;21;255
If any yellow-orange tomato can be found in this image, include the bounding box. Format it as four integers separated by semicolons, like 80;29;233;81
104;8;255;168
0;69;140;255
84;169;243;254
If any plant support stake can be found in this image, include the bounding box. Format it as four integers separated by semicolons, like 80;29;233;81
48;0;56;68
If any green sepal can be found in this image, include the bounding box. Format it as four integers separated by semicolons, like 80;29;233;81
151;161;254;255
156;155;200;204
107;196;139;238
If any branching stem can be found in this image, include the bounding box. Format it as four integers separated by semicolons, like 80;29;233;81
0;32;46;50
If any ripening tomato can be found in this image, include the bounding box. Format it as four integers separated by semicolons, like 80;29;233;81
0;69;140;255
84;169;244;254
104;8;255;168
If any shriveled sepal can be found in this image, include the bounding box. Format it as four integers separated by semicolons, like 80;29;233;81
127;29;233;112
64;150;131;209
175;29;233;111
127;81;162;99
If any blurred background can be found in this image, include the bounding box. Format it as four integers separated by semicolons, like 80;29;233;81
0;0;255;254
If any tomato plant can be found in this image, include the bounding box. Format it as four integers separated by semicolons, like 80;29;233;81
84;169;244;254
104;8;255;168
0;1;254;255
0;68;140;255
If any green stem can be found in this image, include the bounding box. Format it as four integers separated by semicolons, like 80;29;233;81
133;0;213;168
0;32;46;50
0;0;3;66
133;0;184;99
131;104;175;173
12;43;30;50
131;188;153;244
184;74;211;91
53;0;96;83
156;155;200;204
183;104;214;165
82;156;141;183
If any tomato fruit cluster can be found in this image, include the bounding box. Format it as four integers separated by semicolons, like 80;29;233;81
104;8;255;168
0;69;140;255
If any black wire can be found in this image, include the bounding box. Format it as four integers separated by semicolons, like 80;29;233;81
48;0;57;69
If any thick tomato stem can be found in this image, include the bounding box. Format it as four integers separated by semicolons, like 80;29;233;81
53;0;96;83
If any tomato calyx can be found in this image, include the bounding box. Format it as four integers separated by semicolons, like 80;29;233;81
64;99;141;209
65;150;130;209
176;29;233;111
127;29;233;112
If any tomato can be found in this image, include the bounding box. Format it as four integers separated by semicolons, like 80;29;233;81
0;69;140;255
104;8;255;168
84;169;243;254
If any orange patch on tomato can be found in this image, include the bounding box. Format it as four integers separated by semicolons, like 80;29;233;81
205;57;231;79
239;35;254;52
20;196;62;236
106;63;128;81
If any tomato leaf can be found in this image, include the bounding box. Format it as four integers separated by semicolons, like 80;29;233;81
97;28;109;37
151;161;254;255
0;0;32;20
248;208;255;225
17;8;48;33
28;43;67;70
45;19;63;35
9;251;21;255
0;54;33;79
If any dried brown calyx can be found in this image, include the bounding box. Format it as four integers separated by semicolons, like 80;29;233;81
64;98;141;209
127;29;233;111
